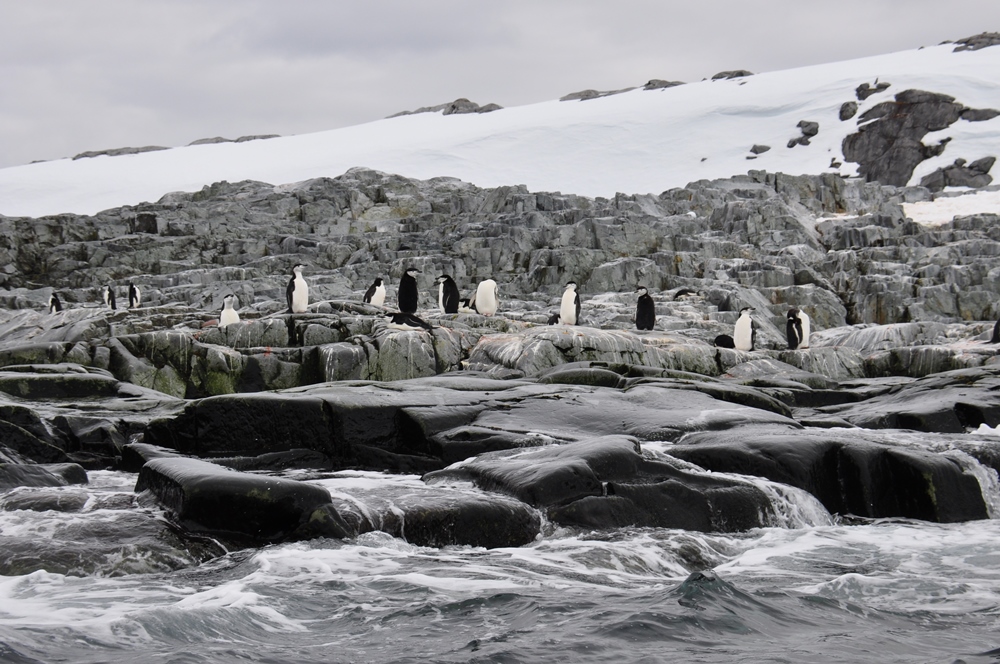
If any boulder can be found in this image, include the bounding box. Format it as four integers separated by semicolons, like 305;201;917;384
0;462;87;491
669;424;988;522
135;457;346;543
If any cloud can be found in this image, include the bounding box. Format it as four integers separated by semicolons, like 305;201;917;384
1;0;999;169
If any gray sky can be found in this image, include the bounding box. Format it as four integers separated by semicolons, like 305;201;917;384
2;0;998;169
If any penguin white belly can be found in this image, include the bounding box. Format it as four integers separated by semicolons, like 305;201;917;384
438;283;446;313
799;311;811;349
560;291;577;325
476;280;498;316
734;315;753;351
291;276;309;313
371;284;385;306
220;308;240;327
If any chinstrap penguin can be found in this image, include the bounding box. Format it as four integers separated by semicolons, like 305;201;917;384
398;267;420;314
436;275;460;314
559;282;581;326
48;293;62;314
474;279;499;317
733;307;756;351
385;312;434;331
363;277;386;306
286;264;308;313
219;294;240;328
786;308;811;350
102;285;116;310
128;282;141;309
635;286;655;330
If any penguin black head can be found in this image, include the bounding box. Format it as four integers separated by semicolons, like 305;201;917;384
787;308;801;320
739;307;755;315
292;264;305;275
223;294;236;305
635;285;648;296
436;274;453;284
565;281;578;291
405;267;421;277
372;277;383;286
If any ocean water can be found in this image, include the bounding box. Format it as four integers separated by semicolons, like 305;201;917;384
2;469;1000;664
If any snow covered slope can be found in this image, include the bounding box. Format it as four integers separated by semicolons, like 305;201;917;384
1;42;999;218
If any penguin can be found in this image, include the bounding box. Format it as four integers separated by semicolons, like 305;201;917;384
48;293;62;314
714;334;736;348
385;312;434;331
458;297;477;314
436;275;460;314
363;277;386;306
733;307;756;351
635;286;655;331
559;282;581;326
219;294;240;328
286;264;308;313
398;267;420;314
102;285;117;310
797;309;811;349
128;281;141;309
673;288;697;301
546;312;561;325
786;308;810;350
992;317;1000;343
474;279;499;317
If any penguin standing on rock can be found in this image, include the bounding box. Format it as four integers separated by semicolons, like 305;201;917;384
398;267;420;313
48;293;62;314
559;281;581;326
102;285;116;310
474;279;499;317
385;312;434;331
733;307;756;351
363;277;386;306
635;286;655;331
286;264;308;313
786;308;811;350
436;275;460;314
128;282;141;309
220;294;240;328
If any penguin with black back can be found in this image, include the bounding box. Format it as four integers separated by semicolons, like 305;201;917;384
559;281;581;325
48;293;62;314
398;267;420;314
102;285;116;310
363;277;386;306
786;308;809;350
992;316;1000;343
386;312;434;331
635;286;655;330
714;334;736;348
733;307;756;351
286;264;308;313
128;282;141;309
436;275;460;314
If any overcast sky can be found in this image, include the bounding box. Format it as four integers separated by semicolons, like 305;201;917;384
2;1;998;170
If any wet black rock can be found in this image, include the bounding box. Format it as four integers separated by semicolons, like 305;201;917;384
669;425;989;522
426;435;773;532
0;462;87;491
135;457;346;543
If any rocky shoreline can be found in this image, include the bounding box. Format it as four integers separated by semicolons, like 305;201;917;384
3;168;1000;570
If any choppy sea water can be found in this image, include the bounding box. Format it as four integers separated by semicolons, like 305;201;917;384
2;469;1000;664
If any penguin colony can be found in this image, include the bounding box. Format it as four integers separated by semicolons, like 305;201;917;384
41;262;844;352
